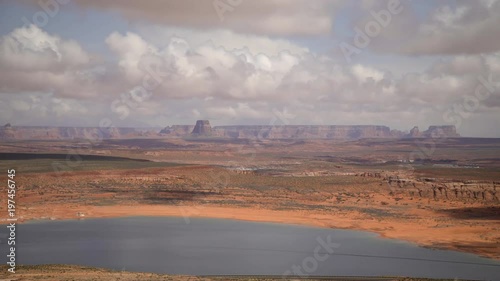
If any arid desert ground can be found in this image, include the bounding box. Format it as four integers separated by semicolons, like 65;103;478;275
0;265;465;281
1;136;499;265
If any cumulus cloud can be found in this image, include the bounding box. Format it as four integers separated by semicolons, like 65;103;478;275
403;0;500;55
104;31;306;101
0;24;89;71
1;17;499;136
429;56;488;76
356;0;500;55
351;64;385;83
136;27;310;57
0;25;117;99
77;28;499;130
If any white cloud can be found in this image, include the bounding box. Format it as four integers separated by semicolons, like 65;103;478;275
351;64;385;83
137;27;310;57
0;24;90;71
430;5;469;29
0;25;114;99
1;22;499;136
364;0;500;55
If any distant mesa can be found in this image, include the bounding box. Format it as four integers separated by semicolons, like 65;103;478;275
0;120;461;140
191;120;212;135
423;125;460;138
183;122;460;140
159;125;193;136
408;126;420;137
0;123;14;139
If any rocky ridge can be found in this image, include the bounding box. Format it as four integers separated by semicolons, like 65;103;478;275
0;121;461;140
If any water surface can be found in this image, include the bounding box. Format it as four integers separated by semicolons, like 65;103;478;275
2;217;499;280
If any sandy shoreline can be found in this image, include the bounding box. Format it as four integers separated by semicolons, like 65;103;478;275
0;265;470;281
5;204;499;261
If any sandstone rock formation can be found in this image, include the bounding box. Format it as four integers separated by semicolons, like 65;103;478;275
211;125;393;139
0;122;461;140
408;126;421;137
0;126;159;140
0;123;14;139
160;125;194;137
191;120;212;135
422;125;460;138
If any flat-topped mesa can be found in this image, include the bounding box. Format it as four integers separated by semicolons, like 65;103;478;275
422;125;460;138
160;125;193;136
0;122;462;140
0;126;159;140
208;124;462;139
212;125;392;139
191;120;212;135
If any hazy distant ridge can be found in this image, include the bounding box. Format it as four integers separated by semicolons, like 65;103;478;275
0;121;459;140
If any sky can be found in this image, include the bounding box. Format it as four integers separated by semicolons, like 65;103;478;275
0;0;499;137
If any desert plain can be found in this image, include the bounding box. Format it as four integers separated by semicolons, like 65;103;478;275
1;135;499;265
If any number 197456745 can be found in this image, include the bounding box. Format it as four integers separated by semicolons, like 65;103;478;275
7;169;16;217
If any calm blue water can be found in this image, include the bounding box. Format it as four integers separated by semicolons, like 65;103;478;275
1;217;499;280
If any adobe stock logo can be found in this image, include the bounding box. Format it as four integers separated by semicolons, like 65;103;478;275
282;235;340;278
213;0;243;21
340;0;403;63
443;73;499;128
110;54;170;120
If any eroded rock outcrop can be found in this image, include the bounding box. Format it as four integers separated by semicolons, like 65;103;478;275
0;126;159;140
191;120;212;135
408;126;421;137
0;123;14;139
422;125;460;138
160;125;194;137
211;125;393;139
0;122;461;140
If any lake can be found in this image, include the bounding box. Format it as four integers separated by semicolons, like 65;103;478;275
2;217;499;279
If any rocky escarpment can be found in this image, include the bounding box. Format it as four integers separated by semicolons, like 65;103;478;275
207;125;460;140
0;123;461;140
159;125;193;137
0;126;159;140
211;125;393;139
402;125;460;138
422;125;460;137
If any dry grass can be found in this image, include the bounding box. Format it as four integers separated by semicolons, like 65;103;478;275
0;265;473;281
